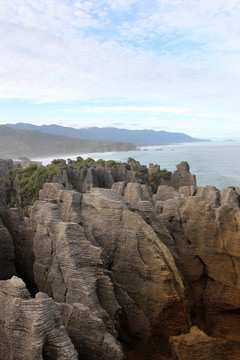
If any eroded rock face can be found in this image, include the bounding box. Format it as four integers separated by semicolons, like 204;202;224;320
153;185;179;202
170;326;226;360
45;161;197;196
195;185;220;208
30;185;125;360
0;214;16;280
0;207;35;290
30;183;190;360
171;161;196;189
81;186;190;359
156;184;240;359
29;179;240;359
0;276;78;360
2;157;240;360
53;162;147;193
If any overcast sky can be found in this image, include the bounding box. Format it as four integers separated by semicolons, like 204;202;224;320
1;0;240;139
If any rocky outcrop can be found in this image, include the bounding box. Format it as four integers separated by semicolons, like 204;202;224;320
171;161;196;189
170;326;226;360
1;157;240;360
195;185;220;207
0;214;16;280
0;207;35;291
153;184;179;202
81;186;190;359
30;185;125;360
55;160;148;193
0;276;78;360
156;184;240;359
50;160;196;195
2;158;198;214
29;183;190;360
26;179;240;359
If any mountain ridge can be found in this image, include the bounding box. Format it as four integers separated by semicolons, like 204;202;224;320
0;125;136;158
6;123;210;145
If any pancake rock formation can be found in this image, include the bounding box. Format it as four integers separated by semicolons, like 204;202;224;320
0;159;239;360
29;182;190;360
170;326;226;360
0;276;78;360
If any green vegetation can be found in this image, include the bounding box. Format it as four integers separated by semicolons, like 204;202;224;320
69;157;122;169
9;164;49;213
149;170;157;182
95;159;106;166
127;157;134;163
158;169;171;180
4;156;172;215
149;166;171;182
105;160;118;168
9;159;69;213
7;157;126;214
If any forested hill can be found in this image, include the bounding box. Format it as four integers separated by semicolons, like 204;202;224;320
7;123;209;145
0;125;136;158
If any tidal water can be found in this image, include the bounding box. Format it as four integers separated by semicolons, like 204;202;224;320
32;141;240;190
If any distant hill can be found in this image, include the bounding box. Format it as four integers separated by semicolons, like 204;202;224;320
7;123;210;145
0;125;136;158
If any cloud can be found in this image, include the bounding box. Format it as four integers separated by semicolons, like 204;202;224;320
0;0;240;139
69;105;190;114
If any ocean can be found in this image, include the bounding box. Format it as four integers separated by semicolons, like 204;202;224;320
32;141;240;190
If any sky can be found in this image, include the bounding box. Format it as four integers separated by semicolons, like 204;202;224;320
1;0;240;140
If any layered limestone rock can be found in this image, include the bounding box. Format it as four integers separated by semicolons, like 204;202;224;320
171;161;196;189
155;184;240;359
170;326;226;360
30;184;125;360
2;157;240;359
80;186;190;359
153;185;179;202
195;185;220;208
53;161;147;193
30;183;190;360
46;160;197;196
0;276;78;360
0;207;35;290
0;214;16;280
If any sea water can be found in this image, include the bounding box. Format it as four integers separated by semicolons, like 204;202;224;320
32;141;240;190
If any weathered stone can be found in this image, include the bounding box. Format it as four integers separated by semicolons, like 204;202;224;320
30;184;125;360
0;214;16;280
170;326;226;360
123;182;152;204
196;185;220;208
59;163;142;193
220;187;239;210
171;161;196;189
235;186;240;197
179;185;196;197
81;187;190;359
39;182;82;223
153;185;179;202
159;191;240;358
0;276;78;360
29;183;191;359
111;181;126;196
3;155;240;360
0;207;34;290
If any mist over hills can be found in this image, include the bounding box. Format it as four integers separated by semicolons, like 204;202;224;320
0;125;136;158
6;123;209;145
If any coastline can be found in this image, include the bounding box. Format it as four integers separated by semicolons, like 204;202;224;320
27;141;240;190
